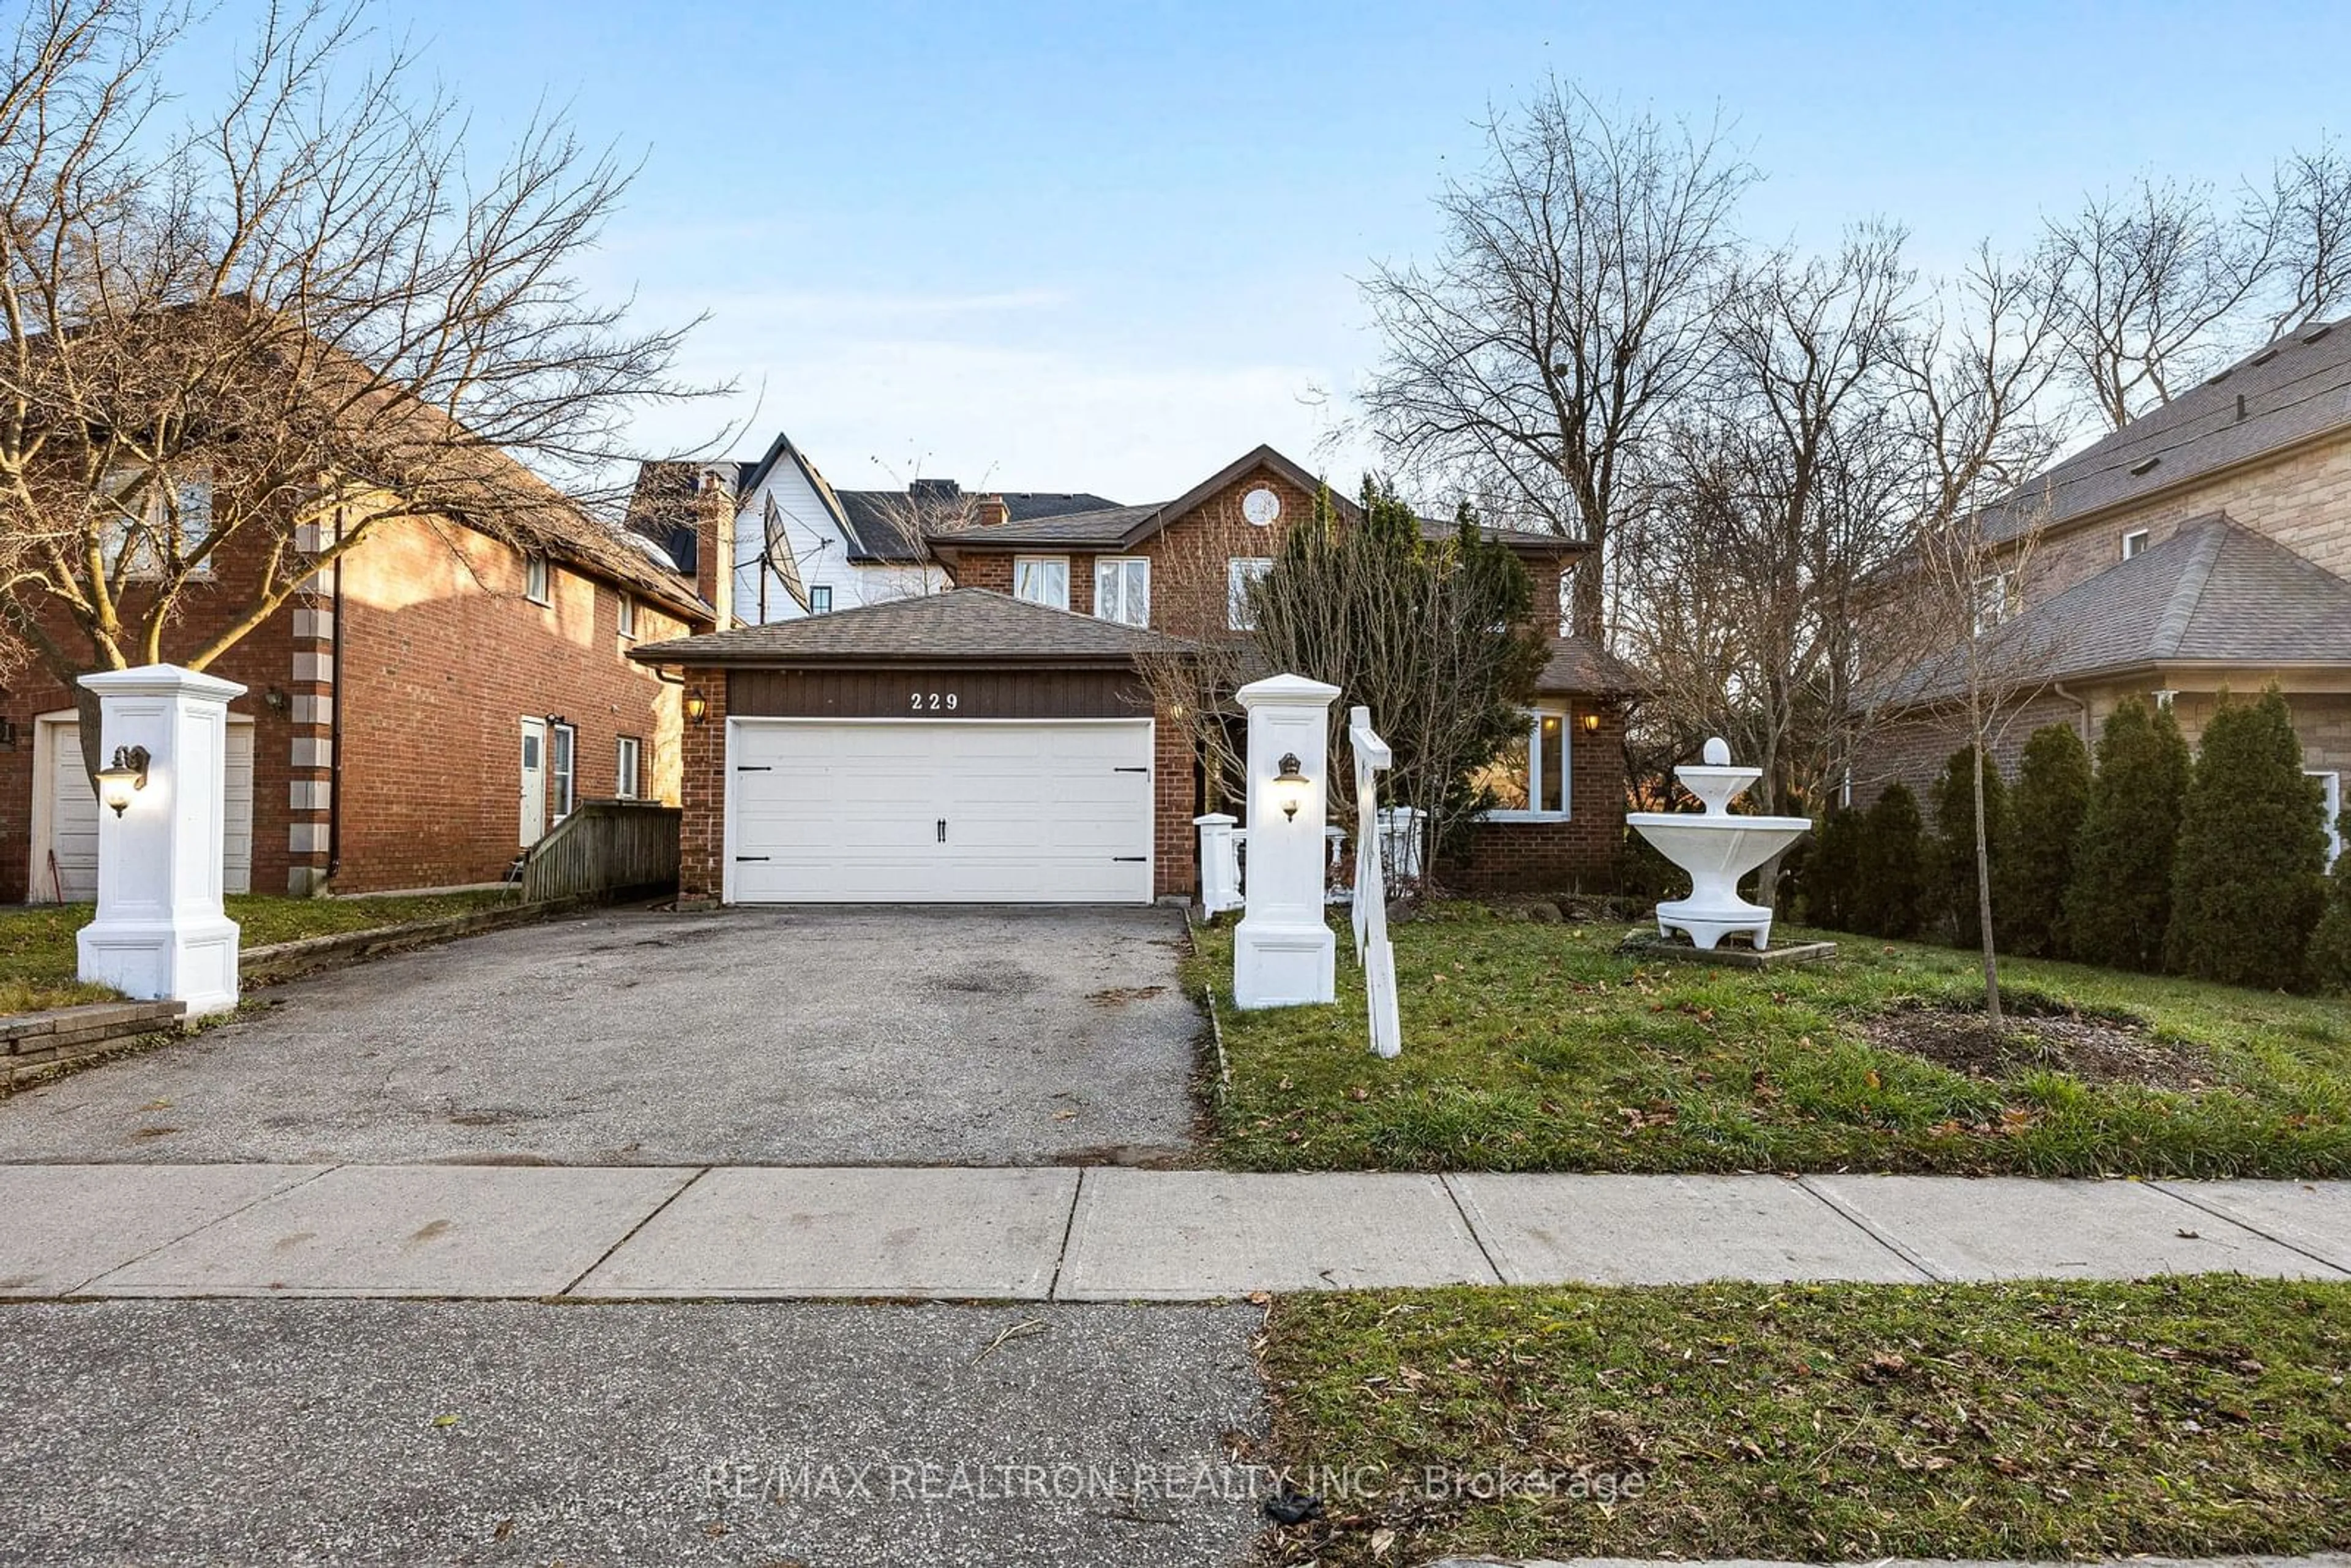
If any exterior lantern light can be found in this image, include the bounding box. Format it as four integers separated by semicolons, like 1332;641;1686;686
1581;710;1602;733
1271;752;1311;822
96;745;151;816
684;692;709;724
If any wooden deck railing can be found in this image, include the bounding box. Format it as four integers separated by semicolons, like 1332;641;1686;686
518;799;681;904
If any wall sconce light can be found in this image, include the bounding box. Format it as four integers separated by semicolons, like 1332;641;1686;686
684;693;709;724
1271;752;1311;822
263;686;290;715
1581;710;1602;733
96;745;150;816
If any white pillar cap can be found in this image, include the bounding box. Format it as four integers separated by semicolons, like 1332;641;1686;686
78;663;248;702
1236;673;1341;709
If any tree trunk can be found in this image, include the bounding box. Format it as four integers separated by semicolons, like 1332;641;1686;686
1974;735;2004;1027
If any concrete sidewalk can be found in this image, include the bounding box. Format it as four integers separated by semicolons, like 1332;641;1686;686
2;1164;2347;1300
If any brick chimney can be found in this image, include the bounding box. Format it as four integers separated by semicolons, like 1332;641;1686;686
694;469;734;628
977;493;1010;530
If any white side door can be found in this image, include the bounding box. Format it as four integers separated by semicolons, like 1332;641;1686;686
519;717;547;846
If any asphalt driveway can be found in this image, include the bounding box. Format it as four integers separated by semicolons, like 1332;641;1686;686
0;906;1203;1166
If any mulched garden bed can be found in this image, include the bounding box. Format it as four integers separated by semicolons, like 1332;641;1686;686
1865;1000;2220;1091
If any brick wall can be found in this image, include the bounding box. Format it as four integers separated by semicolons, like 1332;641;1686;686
328;517;694;893
1851;685;2351;814
1441;702;1629;893
0;527;301;902
676;667;727;902
1154;706;1197;897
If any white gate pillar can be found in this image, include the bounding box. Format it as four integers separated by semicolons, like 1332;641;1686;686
76;664;246;1015
1233;673;1339;1008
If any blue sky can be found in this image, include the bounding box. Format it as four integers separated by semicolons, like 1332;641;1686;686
202;1;2351;498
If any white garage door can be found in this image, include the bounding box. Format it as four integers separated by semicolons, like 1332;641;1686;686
729;719;1155;904
38;718;252;901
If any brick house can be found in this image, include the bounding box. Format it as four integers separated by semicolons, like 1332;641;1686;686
4;449;716;904
1854;318;2351;861
632;443;1635;904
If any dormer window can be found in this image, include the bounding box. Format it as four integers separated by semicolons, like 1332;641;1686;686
2121;528;2149;560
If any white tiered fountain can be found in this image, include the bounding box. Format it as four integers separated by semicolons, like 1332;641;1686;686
1628;737;1813;951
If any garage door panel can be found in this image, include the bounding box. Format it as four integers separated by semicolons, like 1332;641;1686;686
729;719;1152;904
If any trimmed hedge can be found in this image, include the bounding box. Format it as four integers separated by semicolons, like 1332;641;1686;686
1855;782;1929;939
2310;809;2351;995
2066;699;2192;974
2164;688;2331;990
1997;723;2094;959
1931;745;2008;950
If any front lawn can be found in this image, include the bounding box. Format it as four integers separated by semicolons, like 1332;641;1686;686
1195;905;2351;1176
1259;1278;2351;1566
0;891;516;1016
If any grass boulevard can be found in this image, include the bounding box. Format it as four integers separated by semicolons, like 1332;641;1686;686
1194;904;2351;1177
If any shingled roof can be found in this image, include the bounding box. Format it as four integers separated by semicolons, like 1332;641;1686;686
1534;636;1644;697
1985;315;2351;542
628;587;1188;666
929;445;1585;558
836;487;1122;562
1884;514;2351;703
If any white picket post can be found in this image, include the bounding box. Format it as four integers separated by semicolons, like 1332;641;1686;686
1348;704;1401;1059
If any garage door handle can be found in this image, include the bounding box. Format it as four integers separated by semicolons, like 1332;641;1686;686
735;855;771;863
735;765;773;772
1112;855;1147;862
1113;766;1149;773
937;819;947;843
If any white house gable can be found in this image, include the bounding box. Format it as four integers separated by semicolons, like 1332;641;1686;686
731;435;945;624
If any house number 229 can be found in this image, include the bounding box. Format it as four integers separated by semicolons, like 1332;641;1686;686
910;691;959;711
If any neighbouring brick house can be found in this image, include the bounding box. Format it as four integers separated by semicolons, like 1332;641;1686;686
1857;317;2351;863
3;437;716;904
632;443;1636;905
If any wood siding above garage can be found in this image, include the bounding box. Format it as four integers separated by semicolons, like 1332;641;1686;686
726;667;1149;721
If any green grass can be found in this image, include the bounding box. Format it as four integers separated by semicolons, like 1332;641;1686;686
0;891;515;1016
1260;1279;2351;1566
1196;904;2351;1176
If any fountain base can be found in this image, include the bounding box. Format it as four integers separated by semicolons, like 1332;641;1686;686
1656;891;1776;951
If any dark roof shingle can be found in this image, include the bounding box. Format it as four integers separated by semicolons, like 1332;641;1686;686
629;587;1186;666
1885;514;2351;702
1987;317;2351;541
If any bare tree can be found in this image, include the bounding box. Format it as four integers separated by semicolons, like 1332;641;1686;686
2251;136;2351;334
2038;175;2274;430
1360;79;1754;639
1886;250;2069;1026
0;0;710;767
1620;225;1920;866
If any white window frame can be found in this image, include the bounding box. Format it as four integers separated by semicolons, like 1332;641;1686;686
1972;571;2012;634
2121;528;2150;560
525;553;552;606
1482;704;1573;822
808;585;833;614
1093;555;1150;627
615;735;642;800
1226;557;1273;631
96;466;213;579
550;721;576;821
2312;769;2343;866
1013;555;1070;610
616;593;637;638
